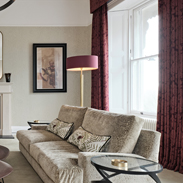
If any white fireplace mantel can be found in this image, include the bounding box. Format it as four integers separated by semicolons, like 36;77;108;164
0;82;12;135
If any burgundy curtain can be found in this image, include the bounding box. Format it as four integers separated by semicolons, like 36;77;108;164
90;0;109;111
157;0;183;173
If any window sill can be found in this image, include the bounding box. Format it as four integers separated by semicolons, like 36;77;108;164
128;113;157;120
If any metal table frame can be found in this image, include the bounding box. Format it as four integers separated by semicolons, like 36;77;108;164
27;121;50;130
91;155;163;183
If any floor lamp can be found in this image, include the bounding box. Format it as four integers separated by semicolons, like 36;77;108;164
67;55;98;107
0;0;15;11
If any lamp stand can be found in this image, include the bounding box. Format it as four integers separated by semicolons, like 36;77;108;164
80;68;84;107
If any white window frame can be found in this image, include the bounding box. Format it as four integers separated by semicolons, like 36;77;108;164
128;0;158;119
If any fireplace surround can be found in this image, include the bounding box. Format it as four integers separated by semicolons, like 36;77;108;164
0;83;12;136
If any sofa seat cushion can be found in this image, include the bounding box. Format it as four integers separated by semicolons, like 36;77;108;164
16;130;62;152
30;141;82;183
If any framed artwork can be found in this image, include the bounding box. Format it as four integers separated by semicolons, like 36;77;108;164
33;43;67;92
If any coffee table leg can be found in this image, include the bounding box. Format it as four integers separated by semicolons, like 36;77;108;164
91;181;109;183
94;167;112;183
149;173;161;183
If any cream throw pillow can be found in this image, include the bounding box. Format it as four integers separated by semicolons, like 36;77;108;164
47;119;59;134
47;118;73;139
67;126;111;152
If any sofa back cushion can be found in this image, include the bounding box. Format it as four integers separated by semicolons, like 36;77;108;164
58;105;87;132
82;108;144;153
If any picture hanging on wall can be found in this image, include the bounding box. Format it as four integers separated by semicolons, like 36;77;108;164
33;43;67;92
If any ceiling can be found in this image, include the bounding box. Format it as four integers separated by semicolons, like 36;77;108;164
0;0;92;26
0;0;147;26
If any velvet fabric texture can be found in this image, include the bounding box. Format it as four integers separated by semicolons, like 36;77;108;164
157;0;183;173
82;108;144;153
58;105;87;132
90;0;108;13
31;124;48;130
133;129;161;162
91;1;109;111
16;130;62;152
30;141;82;183
17;103;161;183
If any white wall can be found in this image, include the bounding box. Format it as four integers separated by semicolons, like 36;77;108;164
0;26;92;126
0;0;92;26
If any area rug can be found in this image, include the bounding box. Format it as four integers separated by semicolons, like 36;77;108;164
1;135;183;183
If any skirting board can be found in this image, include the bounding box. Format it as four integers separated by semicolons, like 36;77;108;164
0;135;14;139
12;126;29;133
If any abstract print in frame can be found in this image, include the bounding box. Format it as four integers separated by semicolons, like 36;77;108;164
33;43;67;92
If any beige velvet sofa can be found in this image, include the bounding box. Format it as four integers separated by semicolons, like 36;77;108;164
16;105;161;183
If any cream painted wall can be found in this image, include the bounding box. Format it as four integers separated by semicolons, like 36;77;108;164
0;26;91;126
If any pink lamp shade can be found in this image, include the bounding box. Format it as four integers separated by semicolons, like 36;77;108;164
67;55;98;71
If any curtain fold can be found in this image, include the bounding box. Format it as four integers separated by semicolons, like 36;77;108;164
157;0;183;173
91;1;109;111
90;0;108;13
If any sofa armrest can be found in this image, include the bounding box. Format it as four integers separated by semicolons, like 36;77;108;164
78;152;100;183
133;129;161;162
31;124;48;130
78;152;142;183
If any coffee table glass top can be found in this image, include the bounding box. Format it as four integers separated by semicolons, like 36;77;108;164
91;155;163;174
28;120;50;123
27;121;50;126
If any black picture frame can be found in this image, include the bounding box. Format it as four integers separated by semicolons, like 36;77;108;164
33;43;67;92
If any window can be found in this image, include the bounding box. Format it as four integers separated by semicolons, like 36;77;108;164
108;0;158;118
130;0;158;117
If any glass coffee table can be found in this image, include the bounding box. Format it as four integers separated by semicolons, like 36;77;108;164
27;120;50;130
91;155;163;183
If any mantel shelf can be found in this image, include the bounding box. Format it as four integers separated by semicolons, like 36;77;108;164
0;82;13;85
0;83;13;94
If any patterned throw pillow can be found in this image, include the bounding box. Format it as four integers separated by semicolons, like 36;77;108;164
67;126;111;152
47;119;59;134
56;121;74;139
47;118;74;139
